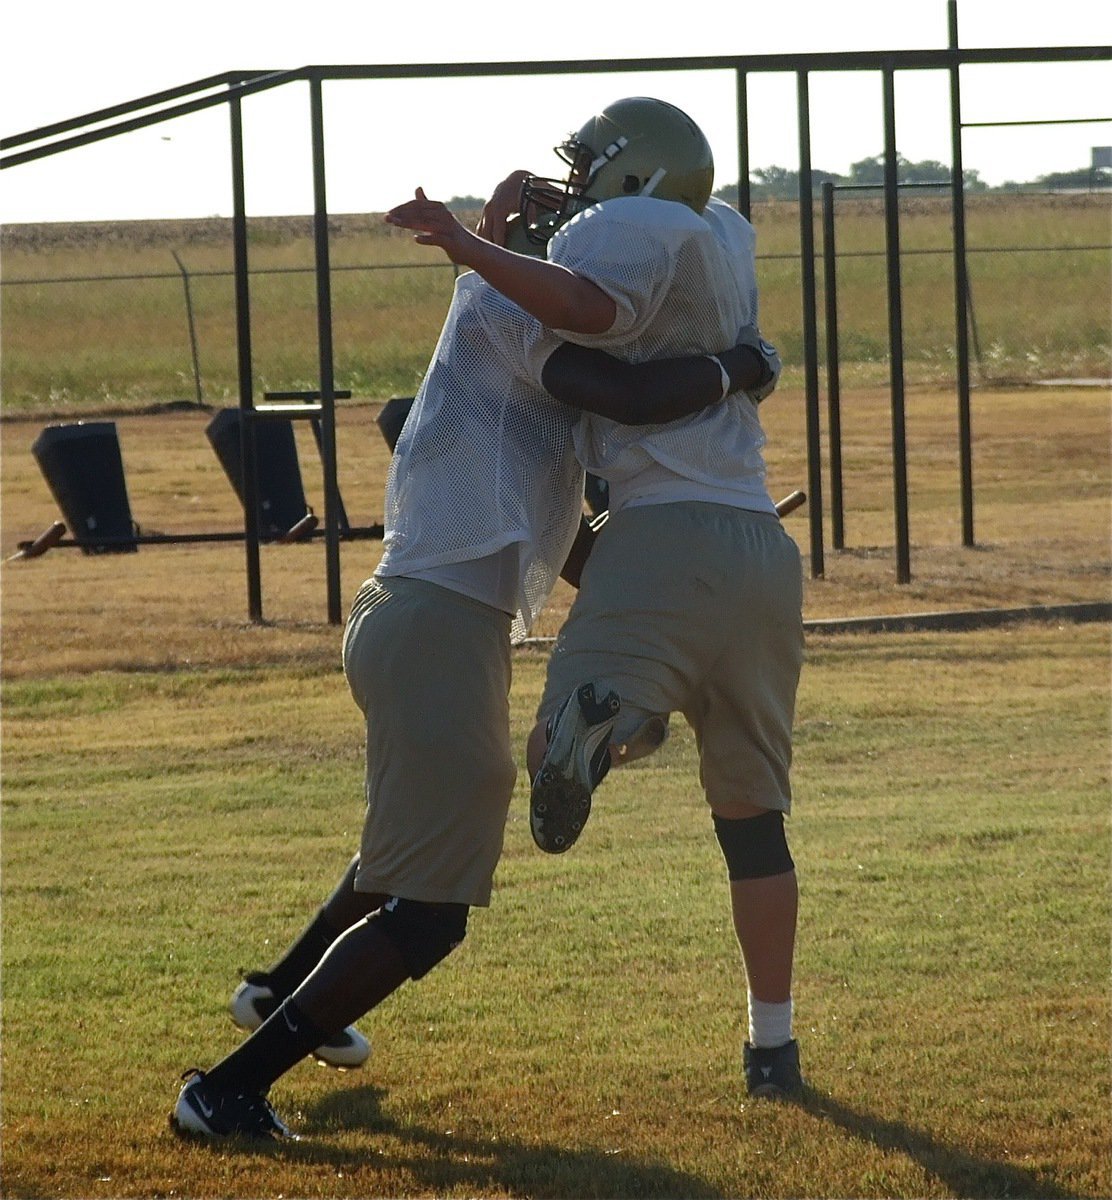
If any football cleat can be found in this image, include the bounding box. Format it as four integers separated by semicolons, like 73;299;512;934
230;974;370;1069
530;682;620;854
170;1068;296;1141
743;1039;804;1099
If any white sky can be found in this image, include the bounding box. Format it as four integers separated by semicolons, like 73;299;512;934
0;0;1108;224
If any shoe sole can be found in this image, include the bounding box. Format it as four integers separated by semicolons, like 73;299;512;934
229;981;370;1069
748;1082;801;1100
530;683;619;854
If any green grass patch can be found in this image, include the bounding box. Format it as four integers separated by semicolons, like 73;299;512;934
2;623;1108;1197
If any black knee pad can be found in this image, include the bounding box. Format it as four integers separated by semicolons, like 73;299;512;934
713;809;794;881
371;897;469;979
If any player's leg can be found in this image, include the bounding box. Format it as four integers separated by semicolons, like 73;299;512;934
173;895;469;1142
529;507;698;853
285;896;469;1035
710;804;802;1097
172;578;516;1140
229;853;384;1068
691;507;804;1097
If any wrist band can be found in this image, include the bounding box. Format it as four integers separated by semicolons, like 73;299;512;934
706;354;731;401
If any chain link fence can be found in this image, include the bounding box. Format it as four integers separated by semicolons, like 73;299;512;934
3;194;1108;420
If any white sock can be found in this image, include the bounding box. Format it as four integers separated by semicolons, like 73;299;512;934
748;995;793;1049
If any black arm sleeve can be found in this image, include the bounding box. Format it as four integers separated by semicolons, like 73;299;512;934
541;340;771;425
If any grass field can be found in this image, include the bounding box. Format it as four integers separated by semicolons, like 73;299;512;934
1;383;1110;1197
1;193;1109;415
2;626;1108;1198
1;200;1110;1197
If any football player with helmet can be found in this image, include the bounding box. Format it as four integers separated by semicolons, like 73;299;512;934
391;96;805;1099
170;99;783;1140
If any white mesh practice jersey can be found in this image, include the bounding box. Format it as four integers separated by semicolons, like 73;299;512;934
549;195;776;515
376;271;582;640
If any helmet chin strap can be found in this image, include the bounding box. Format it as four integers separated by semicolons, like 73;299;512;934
588;135;629;178
640;167;668;197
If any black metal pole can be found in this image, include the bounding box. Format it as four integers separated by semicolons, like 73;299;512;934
964;272;985;374
309;417;351;535
821;181;845;550
797;70;824;579
736;70;751;220
171;251;203;406
949;0;976;547
309;75;343;625
882;65;911;584
229;93;263;620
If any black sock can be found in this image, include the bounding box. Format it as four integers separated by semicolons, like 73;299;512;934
259;855;389;998
261;912;343;999
205;998;327;1096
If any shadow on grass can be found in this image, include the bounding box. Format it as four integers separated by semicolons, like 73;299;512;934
286;1082;719;1199
799;1088;1081;1199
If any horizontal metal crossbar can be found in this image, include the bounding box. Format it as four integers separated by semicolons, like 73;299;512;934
251;404;324;419
0;71;271;150
961;116;1110;128
262;390;352;401
3;46;1108;169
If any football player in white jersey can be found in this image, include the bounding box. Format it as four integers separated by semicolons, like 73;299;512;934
169;134;780;1137
388;97;805;1100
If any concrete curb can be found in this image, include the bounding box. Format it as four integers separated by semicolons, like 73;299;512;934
801;600;1112;635
515;601;1111;647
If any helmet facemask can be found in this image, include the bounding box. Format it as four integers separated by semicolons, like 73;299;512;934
518;135;637;247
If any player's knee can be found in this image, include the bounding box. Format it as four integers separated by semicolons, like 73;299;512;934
371;897;469;979
713;809;794;881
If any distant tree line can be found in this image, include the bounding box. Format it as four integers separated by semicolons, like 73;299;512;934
445;155;1108;210
712;154;1110;201
445;195;488;212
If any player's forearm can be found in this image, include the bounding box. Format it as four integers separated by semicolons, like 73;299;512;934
542;341;773;424
461;235;617;334
385;187;616;333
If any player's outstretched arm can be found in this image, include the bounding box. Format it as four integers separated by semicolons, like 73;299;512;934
541;326;782;425
385;188;616;334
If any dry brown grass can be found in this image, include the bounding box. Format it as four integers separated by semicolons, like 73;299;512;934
2;383;1108;680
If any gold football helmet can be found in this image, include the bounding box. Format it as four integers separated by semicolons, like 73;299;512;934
519;96;714;246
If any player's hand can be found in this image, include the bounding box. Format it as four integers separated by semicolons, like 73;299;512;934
476;170;531;246
725;325;782;403
385;188;476;263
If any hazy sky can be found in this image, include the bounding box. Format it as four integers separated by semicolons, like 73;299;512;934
1;0;1108;223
